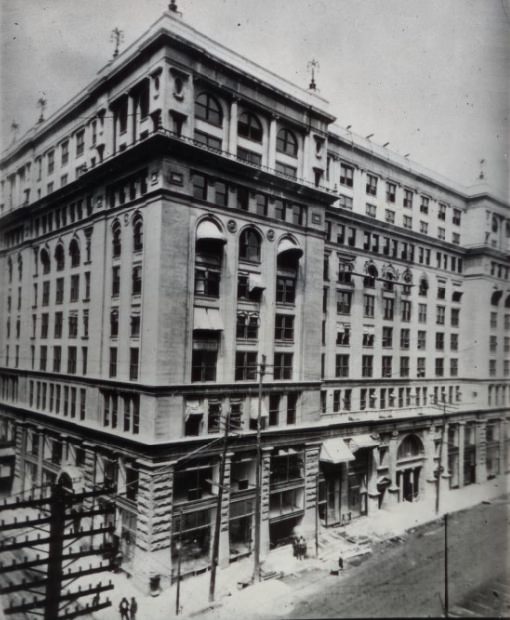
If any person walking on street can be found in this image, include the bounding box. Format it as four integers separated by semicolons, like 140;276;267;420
338;556;344;571
301;536;307;560
129;597;138;620
292;536;298;558
119;597;129;620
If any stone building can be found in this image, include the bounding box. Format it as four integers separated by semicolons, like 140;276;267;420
0;7;509;589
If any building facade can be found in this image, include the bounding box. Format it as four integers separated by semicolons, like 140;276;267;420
1;9;509;590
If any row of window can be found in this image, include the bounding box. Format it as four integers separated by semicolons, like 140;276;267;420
489;359;510;378
28;379;86;421
336;166;462;224
490;312;510;329
322;353;459;379
327;289;460;325
183;392;298;436
28;344;88;375
321;383;462;413
490;261;510;281
101;390;140;434
27;273;91;309
28;309;89;340
0;374;18;402
109;347;139;381
191;173;306;224
327;324;460;352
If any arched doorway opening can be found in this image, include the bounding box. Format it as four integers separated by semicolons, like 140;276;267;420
396;434;424;502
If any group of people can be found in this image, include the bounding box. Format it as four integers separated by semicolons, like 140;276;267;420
119;596;138;620
292;535;307;560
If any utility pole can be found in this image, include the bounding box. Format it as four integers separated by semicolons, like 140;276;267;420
252;355;266;583
44;483;66;620
175;508;183;616
444;512;449;618
435;397;448;515
209;410;230;602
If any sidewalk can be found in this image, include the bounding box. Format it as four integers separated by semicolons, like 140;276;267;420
92;473;509;619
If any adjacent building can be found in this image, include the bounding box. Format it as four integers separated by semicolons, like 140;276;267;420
1;7;509;590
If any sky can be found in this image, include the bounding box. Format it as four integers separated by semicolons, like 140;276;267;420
1;0;509;200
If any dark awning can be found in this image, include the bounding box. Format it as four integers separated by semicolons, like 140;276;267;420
277;238;303;260
320;438;355;464
196;220;226;244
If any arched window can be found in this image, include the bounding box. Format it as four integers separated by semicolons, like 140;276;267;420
40;249;51;275
69;239;81;268
491;290;503;306
397;434;424;460
239;229;261;263
238;112;263;142
419;277;429;296
383;272;395;292
194;220;226;298
276;128;298;157
276;238;302;304
195;93;223;127
55;244;65;272
112;221;121;258
133;215;143;252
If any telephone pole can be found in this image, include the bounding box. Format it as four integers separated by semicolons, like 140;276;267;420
435;397;448;515
209;409;230;602
252;355;266;583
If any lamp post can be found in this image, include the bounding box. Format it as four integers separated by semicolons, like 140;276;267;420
252;355;266;583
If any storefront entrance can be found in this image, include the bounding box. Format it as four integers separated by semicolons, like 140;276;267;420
398;468;420;502
269;513;303;549
396;434;424;503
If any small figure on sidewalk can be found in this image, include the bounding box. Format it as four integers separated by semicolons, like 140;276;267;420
292;536;299;558
119;597;130;620
300;536;307;559
338;556;344;571
129;597;138;620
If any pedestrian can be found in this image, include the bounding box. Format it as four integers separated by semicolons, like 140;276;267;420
300;536;307;560
119;597;129;620
292;536;298;558
338;556;344;571
129;597;138;620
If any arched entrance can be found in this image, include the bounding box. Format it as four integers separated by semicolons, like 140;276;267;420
396;434;424;502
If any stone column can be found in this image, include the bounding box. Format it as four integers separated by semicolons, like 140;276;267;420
133;459;174;592
499;418;506;477
386;431;400;505
476;420;487;483
302;442;321;537
127;94;135;145
218;451;233;568
268;116;277;169
367;446;380;514
458;422;465;488
260;447;272;558
228;99;238;155
423;426;437;505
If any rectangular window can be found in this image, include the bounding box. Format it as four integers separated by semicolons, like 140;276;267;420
109;347;117;378
435;358;444;377
420;196;429;214
274;198;286;220
42;281;50;306
362;355;373;378
436;305;445;325
436;332;444;350
420;221;428;234
451;308;460;327
403;215;412;229
70;274;80;302
403;189;413;208
53;346;61;372
41;313;49;339
40;345;47;371
386;182;396;203
438;203;446;220
195;130;222;151
418;303;427;323
362;327;375;347
336;290;352;314
335;354;349;378
274;353;293;380
274;314;294;341
275;161;297;178
276;275;296;304
191;348;217;382
214;180;228;207
336;323;350;346
400;300;411;322
76;130;85;157
385;209;395;224
238;147;262;166
67;346;77;374
400;356;410;378
47;150;55;175
129;348;139;380
338;195;353;210
383;297;394;321
450;359;458;377
340;163;354;187
400;328;410;349
452;209;461;225
192;173;207;200
291;203;305;226
417;330;426;349
255;193;267;216
82;347;88;375
366;174;377;196
132;264;142;296
56;278;64;304
363;294;375;318
112;266;120;297
382;326;393;348
234;351;258;381
382;356;392;377
438;227;446;240
417;357;426;378
68;313;78;338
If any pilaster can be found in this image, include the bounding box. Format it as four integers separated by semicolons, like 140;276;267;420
228;99;238;155
268;116;277;169
386;431;400;505
367;446;380;513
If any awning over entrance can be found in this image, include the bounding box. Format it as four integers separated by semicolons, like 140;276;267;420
248;273;265;292
185;400;204;422
349;434;380;452
320;438;355;464
196;220;226;244
193;307;223;331
277;238;303;260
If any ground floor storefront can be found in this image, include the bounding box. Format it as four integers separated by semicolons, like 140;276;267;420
1;409;508;591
